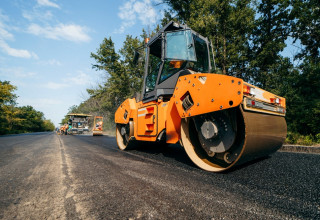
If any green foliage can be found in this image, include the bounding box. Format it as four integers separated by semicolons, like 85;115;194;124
15;106;45;132
316;134;320;143
290;0;320;62
0;81;55;134
249;0;291;88
88;35;144;123
0;81;17;106
43;119;55;131
289;61;320;135
286;132;320;146
0;81;17;134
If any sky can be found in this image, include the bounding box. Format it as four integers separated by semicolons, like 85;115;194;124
0;0;166;127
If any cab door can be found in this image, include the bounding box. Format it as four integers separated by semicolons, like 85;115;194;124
137;104;158;136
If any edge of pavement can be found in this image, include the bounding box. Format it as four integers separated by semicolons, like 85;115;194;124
102;132;320;154
280;145;320;154
2;132;320;154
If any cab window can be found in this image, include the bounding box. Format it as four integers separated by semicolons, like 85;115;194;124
159;60;187;83
145;43;161;92
165;30;196;61
192;35;209;73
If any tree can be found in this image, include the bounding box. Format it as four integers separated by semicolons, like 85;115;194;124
90;35;144;123
0;81;54;134
43;119;55;131
0;81;17;106
249;0;291;88
290;61;320;135
15;106;45;132
284;0;320;135
164;0;255;77
290;0;320;63
0;81;17;134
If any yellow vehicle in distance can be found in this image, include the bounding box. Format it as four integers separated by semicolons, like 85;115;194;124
67;113;92;134
93;116;104;136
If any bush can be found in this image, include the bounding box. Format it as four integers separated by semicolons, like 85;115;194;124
315;133;320;143
285;132;320;146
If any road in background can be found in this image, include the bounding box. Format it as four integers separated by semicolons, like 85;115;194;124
0;132;319;219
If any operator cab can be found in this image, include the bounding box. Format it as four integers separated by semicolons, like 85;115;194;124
142;21;212;102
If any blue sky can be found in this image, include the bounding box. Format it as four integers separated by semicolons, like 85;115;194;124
0;0;166;126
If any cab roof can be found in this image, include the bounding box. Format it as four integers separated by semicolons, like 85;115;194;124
147;21;189;47
67;113;92;117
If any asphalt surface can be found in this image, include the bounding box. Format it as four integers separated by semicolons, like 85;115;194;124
0;132;319;220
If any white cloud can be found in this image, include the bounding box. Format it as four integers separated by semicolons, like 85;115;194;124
0;24;14;41
36;0;60;9
0;11;38;59
43;72;91;90
117;0;160;34
18;98;62;108
0;10;9;22
0;39;38;59
27;23;91;42
22;10;53;21
0;67;37;78
0;67;37;88
63;72;91;85
0;11;14;40
44;82;68;89
38;59;62;66
134;0;157;25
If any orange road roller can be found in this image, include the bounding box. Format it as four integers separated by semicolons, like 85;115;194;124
115;21;287;172
93;116;104;136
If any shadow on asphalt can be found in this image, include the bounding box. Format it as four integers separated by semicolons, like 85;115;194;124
62;134;276;173
128;142;273;173
129;143;202;169
223;156;271;173
0;132;53;137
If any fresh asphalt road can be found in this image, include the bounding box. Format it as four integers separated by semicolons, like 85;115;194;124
0;132;319;220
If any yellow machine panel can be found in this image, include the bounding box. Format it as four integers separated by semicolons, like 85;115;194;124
137;105;158;136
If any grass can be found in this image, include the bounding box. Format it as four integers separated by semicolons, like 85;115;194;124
103;129;116;136
285;132;320;146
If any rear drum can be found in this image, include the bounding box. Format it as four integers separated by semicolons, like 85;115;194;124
181;106;287;172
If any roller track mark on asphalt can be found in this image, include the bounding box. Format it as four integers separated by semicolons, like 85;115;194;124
93;144;315;219
66;139;285;219
122;168;291;220
58;135;83;219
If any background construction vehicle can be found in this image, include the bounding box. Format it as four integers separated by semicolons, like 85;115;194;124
93;116;103;136
115;21;287;172
58;124;68;135
67;113;91;134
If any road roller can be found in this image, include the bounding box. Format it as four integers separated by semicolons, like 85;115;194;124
115;21;287;172
93;116;104;136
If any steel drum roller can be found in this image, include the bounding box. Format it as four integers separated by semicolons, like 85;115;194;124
181;106;287;172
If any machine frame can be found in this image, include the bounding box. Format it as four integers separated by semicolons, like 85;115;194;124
93;116;103;136
115;21;287;172
67;113;92;135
